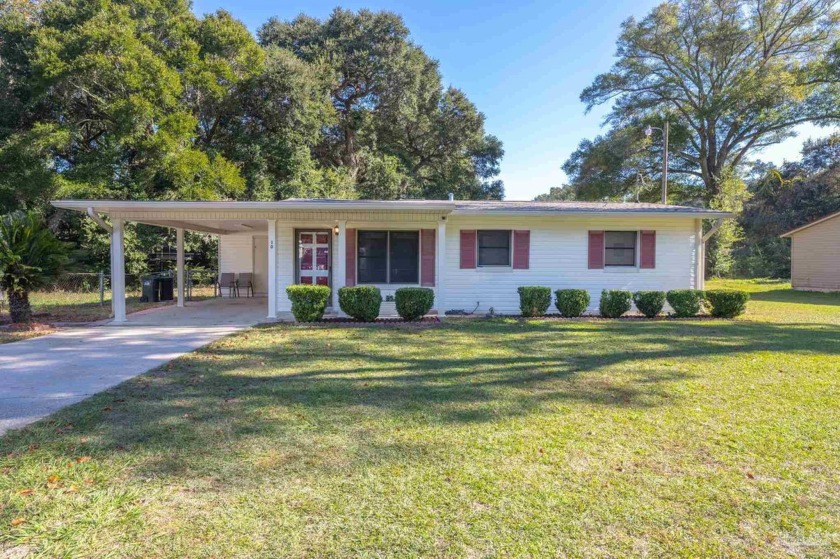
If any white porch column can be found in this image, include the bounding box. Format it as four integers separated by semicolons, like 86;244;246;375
176;227;185;308
437;219;446;313
267;219;277;319
695;218;705;290
111;218;126;323
334;220;347;315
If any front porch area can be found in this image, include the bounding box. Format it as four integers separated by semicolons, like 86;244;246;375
117;296;271;327
52;199;455;324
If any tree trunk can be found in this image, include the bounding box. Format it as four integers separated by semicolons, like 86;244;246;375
8;290;32;323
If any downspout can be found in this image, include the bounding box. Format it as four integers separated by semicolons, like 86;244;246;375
699;218;725;289
86;207;112;234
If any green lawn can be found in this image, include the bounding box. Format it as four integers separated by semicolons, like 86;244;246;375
1;280;839;557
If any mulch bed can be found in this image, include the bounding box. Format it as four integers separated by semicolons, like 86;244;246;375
445;313;718;321
287;316;442;327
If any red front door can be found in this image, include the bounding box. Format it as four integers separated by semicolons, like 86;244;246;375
297;231;331;286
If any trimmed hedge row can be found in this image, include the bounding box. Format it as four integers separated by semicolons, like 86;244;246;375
286;284;331;322
515;286;749;319
338;286;382;321
287;285;435;322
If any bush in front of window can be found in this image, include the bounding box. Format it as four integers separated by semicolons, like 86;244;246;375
666;289;705;318
517;286;552;317
338;286;382;322
705;290;750;318
633;291;666;318
554;289;590;317
286;284;331;322
395;287;434;321
599;289;632;318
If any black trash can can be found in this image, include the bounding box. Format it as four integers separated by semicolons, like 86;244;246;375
141;275;159;303
158;276;174;301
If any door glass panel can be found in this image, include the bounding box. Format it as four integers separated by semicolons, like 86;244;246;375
300;233;313;244
300;276;313;284
316;247;329;270
316;233;329;244
316;276;329;286
300;247;313;270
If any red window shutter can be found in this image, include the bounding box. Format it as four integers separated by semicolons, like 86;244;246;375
345;228;356;286
512;230;530;269
640;230;656;269
460;230;476;269
421;229;436;286
588;231;604;269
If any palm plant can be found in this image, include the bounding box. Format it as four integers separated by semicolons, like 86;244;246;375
0;211;66;323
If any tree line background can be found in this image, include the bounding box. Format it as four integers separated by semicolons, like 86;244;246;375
536;0;840;279
1;0;839;279
0;0;503;273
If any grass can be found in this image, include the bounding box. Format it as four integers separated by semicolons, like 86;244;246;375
1;279;839;557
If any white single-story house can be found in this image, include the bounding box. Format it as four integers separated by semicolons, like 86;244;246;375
781;210;840;291
52;198;731;321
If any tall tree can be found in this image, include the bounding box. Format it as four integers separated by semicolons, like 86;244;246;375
570;0;840;201
259;8;504;200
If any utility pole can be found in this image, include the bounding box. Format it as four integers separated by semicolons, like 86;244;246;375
661;120;669;204
645;120;670;204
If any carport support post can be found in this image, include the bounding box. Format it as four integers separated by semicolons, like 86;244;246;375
437;220;446;313
176;227;185;308
267;219;277;319
111;218;126;323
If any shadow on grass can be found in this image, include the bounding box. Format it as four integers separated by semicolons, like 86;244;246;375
3;318;839;484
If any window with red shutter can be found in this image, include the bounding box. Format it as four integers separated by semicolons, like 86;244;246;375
421;229;436;286
588;231;605;269
345;228;356;286
512;230;530;269
460;230;476;269
640;230;656;269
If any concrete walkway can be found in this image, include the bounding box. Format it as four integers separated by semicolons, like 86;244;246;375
0;298;268;435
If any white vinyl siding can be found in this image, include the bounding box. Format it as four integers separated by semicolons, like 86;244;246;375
443;215;699;314
219;233;254;274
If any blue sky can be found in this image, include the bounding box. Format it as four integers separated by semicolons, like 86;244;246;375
192;0;837;200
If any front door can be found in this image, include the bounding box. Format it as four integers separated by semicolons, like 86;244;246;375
297;231;331;286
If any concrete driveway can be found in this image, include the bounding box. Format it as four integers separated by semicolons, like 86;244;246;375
0;298;268;435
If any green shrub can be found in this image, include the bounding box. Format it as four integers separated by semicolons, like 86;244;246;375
517;286;552;317
599;290;632;318
705;289;750;318
285;284;331;322
633;291;666;318
666;289;705;318
554;289;590;317
338;286;382;321
395;287;434;321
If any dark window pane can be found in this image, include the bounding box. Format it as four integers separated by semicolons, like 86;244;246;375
358;231;387;283
478;230;511;266
605;231;637;266
389;231;419;283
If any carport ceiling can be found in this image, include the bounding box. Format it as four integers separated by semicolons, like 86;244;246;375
133;219;268;235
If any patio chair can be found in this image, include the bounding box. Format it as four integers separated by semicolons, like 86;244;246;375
238;273;254;298
217;272;238;298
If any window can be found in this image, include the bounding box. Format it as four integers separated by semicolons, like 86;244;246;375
477;230;511;266
357;231;419;284
604;231;637;267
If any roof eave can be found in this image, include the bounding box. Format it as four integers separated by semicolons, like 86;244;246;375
780;210;840;238
51;200;457;213
451;209;734;219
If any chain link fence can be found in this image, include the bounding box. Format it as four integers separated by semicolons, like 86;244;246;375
0;270;219;314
